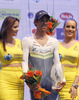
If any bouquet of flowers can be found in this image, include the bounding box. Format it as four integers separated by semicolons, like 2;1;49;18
46;16;60;36
20;67;51;99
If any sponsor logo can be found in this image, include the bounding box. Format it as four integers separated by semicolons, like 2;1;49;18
28;12;34;19
32;29;36;34
4;54;12;61
59;54;62;61
0;0;20;2
0;9;21;20
60;12;73;20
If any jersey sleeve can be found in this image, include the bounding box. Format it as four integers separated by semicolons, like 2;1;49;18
52;39;66;82
22;37;29;73
53;39;61;65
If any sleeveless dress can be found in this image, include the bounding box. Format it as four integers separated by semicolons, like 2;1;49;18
0;39;24;100
59;41;79;100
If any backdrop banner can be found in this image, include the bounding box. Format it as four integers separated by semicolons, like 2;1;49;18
0;0;79;100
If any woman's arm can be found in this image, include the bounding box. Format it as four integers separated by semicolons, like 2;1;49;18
69;76;79;99
69;51;79;99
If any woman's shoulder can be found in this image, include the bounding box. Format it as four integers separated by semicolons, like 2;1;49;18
75;40;79;46
76;40;79;43
14;38;21;44
59;41;63;45
15;38;20;41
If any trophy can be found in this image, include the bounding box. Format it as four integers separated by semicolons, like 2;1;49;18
51;64;65;90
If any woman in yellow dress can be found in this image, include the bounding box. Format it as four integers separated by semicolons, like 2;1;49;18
0;16;24;100
59;18;79;100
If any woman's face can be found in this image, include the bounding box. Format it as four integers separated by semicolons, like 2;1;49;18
9;21;19;37
64;20;77;38
35;16;49;32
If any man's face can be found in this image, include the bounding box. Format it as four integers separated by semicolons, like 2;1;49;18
36;16;49;32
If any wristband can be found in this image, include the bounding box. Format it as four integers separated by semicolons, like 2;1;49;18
72;84;78;89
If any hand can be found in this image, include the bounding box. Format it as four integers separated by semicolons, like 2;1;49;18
69;86;78;99
27;83;39;92
54;81;66;91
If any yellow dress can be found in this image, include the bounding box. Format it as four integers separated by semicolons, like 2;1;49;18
0;39;24;100
59;41;79;100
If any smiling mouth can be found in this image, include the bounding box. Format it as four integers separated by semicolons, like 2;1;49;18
68;32;73;35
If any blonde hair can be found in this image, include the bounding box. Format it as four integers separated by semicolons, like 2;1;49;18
63;18;77;39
